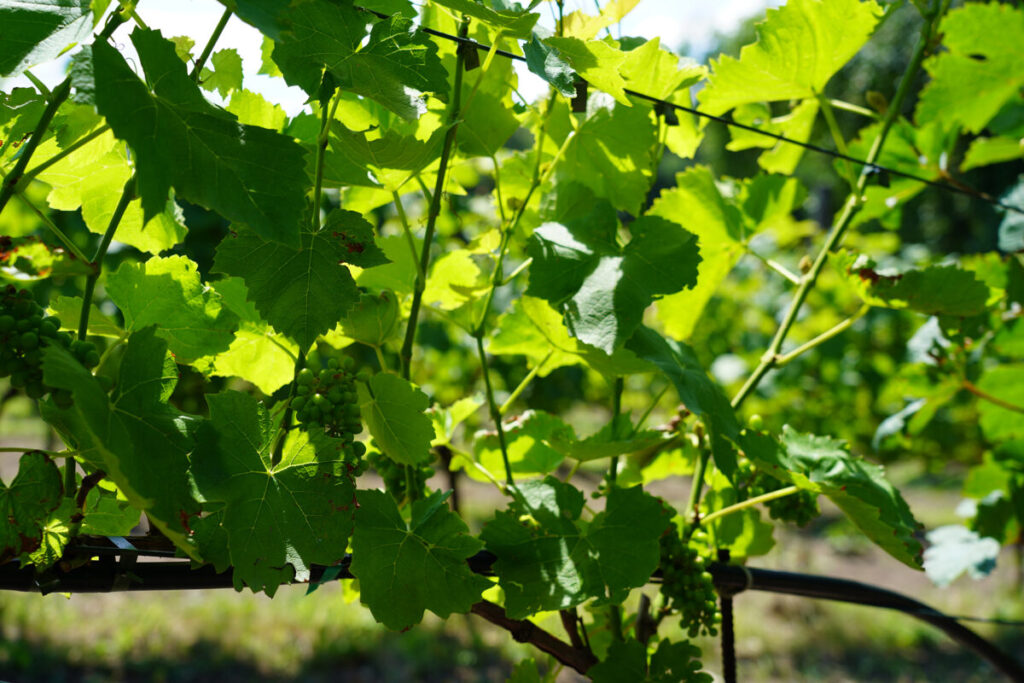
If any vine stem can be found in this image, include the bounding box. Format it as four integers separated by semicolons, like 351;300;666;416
731;2;946;412
399;17;470;380
746;247;801;285
312;91;343;232
189;7;233;80
699;486;800;527
686;443;712;528
607;376;625;643
0;447;73;457
963;380;1024;415
499;350;552;415
392;190;425;282
774;304;870;367
476;334;515;487
816;90;858;189
78;179;134;342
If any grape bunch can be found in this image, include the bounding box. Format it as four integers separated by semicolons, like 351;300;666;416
0;285;98;407
659;530;719;638
367;448;433;503
292;357;365;443
736;458;820;526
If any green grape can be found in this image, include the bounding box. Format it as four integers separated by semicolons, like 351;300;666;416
659;530;720;638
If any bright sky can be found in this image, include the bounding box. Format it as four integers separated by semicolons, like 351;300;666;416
4;0;777;113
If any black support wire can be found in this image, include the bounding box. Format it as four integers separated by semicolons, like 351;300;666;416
2;550;1023;681
359;6;1024;217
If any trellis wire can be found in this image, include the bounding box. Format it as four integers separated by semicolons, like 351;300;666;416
359;6;1024;218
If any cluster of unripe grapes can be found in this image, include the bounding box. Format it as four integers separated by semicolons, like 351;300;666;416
292;357;366;447
736;457;820;527
659;529;720;638
0;285;97;408
367;449;433;503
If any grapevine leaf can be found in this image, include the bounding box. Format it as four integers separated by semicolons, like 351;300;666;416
323;120;446;190
620;38;706;100
726;99;819;174
199;48;243;98
340;290;400;347
916;3;1024;133
106;255;238;362
648;166;746;341
923;525;999;587
564;417;670;463
24;498;72;569
40;331;201;554
423;249;487;311
562;0;642;41
350;489;490;629
961;136;1024;172
626;326;740;477
272;1;448;119
590;638;712;683
0;452;62;562
225;89;287;130
739;427;923;568
356;373;434;466
976;365;1024;443
35;131;188;254
430;0;538;38
92;29;308;247
218;0;292;39
835;252;990;317
0;0;92;78
523;34;575;97
355;234;418;294
211;325;298;395
474;410;574;480
213;211;383;350
526;217;700;353
190;392;357;595
702;472;775;559
544;37;630;106
430;395;482;447
557;98;656;215
79;486;140;536
481;478;670;618
699;0;882;114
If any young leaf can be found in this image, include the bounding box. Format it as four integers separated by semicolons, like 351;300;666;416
213;210;385;351
350;489;490;630
0;0;92;78
199;48;243;98
523;34;576;97
835;252;991;317
526;216;700;353
106;255;238;362
481;478;670;618
191;392;356;595
739;427;923;568
92;29;308;247
474;410;574;479
699;0;882;115
544;37;631;106
356;373;435;466
916;3;1024;133
0;452;62;562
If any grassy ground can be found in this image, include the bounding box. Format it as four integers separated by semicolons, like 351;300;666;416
3;400;1023;682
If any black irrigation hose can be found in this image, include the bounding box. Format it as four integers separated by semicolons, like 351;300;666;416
1;554;1022;680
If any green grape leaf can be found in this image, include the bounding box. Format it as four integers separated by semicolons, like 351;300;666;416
526;216;699;353
430;395;482;447
702;471;775;559
79;486;141;536
544;37;630;105
35;131;188;254
25;498;72;569
218;0;292;39
626;326;741;478
523;34;576;97
350;489;490;629
835;252;990;317
191;392;356;595
47;295;120;338
272;2;448;119
976;365;1024;443
0;0;91;78
620;38;706;100
225;89;287;130
961;136;1024;172
213;210;384;350
557;98;656;215
423;249;487;310
481;478;670;618
739;427;923;568
355;234;418;294
916;3;1024;133
340;290;400;347
211;324;299;395
92;29;308;247
199;48;243;98
699;0;881;114
106;255;238;362
0;452;63;562
430;0;538;38
726;99;819;174
41;330;201;554
356;373;434;465
923;525;999;587
648;166;746;341
564;417;669;463
322;120;446;190
590;638;712;683
474;410;574;480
